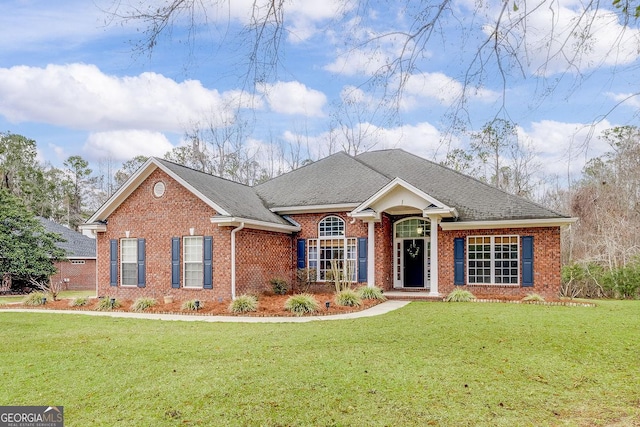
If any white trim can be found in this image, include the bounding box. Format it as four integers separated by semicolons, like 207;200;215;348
210;216;300;233
392;217;431;290
439;217;578;230
352;177;456;218
78;223;107;233
467;235;520;286
269;203;360;214
231;223;245;300
428;216;439;296
367;221;375;287
86;158;231;224
183;236;204;289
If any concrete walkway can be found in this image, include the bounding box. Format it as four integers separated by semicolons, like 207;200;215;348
0;300;411;323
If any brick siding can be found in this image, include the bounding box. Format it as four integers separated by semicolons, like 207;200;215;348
51;259;96;291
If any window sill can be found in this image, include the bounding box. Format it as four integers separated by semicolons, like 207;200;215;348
467;283;520;287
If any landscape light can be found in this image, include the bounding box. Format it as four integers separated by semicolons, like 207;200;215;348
110;298;115;309
325;301;330;310
194;300;200;311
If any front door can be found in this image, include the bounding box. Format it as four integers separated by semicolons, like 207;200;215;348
403;239;425;287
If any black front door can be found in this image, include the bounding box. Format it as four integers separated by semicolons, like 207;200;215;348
403;239;425;287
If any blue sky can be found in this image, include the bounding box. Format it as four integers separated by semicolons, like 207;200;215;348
1;0;638;185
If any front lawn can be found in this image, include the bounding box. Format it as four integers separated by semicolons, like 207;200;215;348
1;300;638;426
0;290;95;305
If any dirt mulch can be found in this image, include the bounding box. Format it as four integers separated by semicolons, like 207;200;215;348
3;293;384;317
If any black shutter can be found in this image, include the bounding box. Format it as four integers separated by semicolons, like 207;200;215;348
137;238;146;287
171;237;180;289
522;236;534;287
357;237;368;283
109;239;118;286
454;237;465;285
203;236;213;289
296;239;306;269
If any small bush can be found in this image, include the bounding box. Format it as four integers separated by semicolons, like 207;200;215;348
181;299;204;311
69;297;89;307
445;289;475;302
131;297;157;312
335;289;363;307
358;286;387;301
270;278;288;295
23;292;47;306
284;293;319;316
97;297;121;311
522;293;545;302
228;295;258;313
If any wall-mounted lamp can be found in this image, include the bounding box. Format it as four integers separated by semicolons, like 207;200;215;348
189;227;195;236
125;231;130;238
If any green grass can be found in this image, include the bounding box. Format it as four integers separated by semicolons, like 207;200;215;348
0;290;95;304
1;301;639;426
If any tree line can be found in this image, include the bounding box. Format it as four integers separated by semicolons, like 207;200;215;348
2;124;640;298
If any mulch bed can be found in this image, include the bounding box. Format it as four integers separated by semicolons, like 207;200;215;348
3;293;384;317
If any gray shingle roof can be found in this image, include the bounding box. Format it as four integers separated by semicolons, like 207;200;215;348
38;217;96;258
156;159;290;226
255;152;391;208
355;149;567;221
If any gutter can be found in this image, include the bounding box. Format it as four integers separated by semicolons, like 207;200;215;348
230;222;245;300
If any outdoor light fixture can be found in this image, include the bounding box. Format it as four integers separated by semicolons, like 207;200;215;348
417;226;423;235
110;298;116;309
42;297;47;304
325;301;330;310
194;300;200;311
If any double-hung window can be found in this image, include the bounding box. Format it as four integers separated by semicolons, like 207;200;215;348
308;216;357;282
183;236;204;288
468;235;519;285
120;238;137;286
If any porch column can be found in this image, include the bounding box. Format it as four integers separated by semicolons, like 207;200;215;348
367;220;375;287
429;216;440;296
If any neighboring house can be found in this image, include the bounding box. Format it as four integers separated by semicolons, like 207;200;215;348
39;217;97;292
80;149;575;301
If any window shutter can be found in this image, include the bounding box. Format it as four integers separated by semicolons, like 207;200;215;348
171;237;180;289
522;236;534;287
203;236;213;289
136;238;146;287
109;239;118;286
296;239;306;269
454;237;465;286
357;237;368;283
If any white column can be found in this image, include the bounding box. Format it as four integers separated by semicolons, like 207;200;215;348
429;216;439;296
367;220;375;287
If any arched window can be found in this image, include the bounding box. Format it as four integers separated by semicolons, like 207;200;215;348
308;216;356;282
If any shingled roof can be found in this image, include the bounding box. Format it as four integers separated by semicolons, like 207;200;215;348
156;159;291;226
38;217;96;258
355;149;566;221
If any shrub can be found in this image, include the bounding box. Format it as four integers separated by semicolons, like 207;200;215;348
228;295;258;313
131;297;157;312
601;265;640;299
181;299;204;311
522;293;545;302
358;286;387;301
335;289;362;307
445;289;475;302
328;260;355;292
23;291;47;306
97;297;121;311
270;278;288;295
295;268;317;293
284;294;319;316
69;297;89;307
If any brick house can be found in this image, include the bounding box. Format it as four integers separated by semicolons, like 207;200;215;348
80;149;575;302
38;217;96;292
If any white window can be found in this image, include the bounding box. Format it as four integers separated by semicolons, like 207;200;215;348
184;236;203;288
468;235;519;285
120;239;137;286
308;216;357;282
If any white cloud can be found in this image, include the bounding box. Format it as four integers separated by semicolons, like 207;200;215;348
83;130;174;161
0;63;243;132
607;92;640;109
499;3;640;76
258;81;327;117
401;72;498;108
519;119;613;177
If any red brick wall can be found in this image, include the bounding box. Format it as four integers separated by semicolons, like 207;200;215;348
235;228;293;296
438;227;561;298
51;259;96;291
96;168;232;302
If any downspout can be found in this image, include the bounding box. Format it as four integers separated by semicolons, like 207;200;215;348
230;222;245;300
